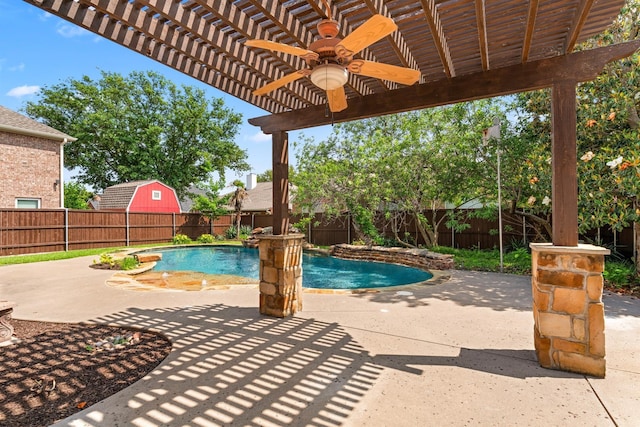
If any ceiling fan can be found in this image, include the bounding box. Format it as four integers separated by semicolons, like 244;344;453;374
245;3;421;113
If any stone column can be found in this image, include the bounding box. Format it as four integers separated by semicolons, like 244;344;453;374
0;301;16;344
531;243;610;377
258;234;304;317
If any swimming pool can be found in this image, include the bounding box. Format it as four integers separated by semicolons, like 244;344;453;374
149;246;433;290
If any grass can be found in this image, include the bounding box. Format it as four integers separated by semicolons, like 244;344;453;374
431;246;532;275
0;240;243;266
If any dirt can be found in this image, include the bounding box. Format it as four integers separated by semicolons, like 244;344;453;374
0;319;172;427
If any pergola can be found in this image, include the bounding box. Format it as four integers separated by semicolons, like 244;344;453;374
25;0;639;376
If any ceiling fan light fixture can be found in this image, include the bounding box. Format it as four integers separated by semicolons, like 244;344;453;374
310;63;348;90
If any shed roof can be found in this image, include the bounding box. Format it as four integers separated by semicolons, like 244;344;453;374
98;180;162;210
0;105;75;142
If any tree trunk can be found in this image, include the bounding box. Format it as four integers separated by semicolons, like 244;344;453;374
635;200;640;277
414;212;436;247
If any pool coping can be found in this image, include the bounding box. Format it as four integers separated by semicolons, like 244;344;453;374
104;244;451;293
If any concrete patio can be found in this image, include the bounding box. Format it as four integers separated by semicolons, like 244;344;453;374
1;256;639;426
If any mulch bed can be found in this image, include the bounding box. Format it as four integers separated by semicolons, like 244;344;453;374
0;320;172;427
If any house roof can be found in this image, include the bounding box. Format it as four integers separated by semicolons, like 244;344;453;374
26;0;632;133
98;180;164;210
225;182;296;213
241;182;274;212
0;105;76;142
180;184;208;212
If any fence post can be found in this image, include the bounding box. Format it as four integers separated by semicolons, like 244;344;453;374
126;211;130;247
172;212;176;237
64;209;69;252
308;218;312;245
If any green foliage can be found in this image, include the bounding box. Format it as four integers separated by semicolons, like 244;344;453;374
197;234;215;243
256;170;272;182
117;256;139;270
64;181;93;209
172;234;192;245
98;253;115;267
224;225;252;240
603;261;637;287
191;180;231;220
94;253;138;270
293;101;505;247
24;70;248;197
431;246;532;275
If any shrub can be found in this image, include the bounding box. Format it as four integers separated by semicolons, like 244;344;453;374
215;234;225;241
117;256;139;270
224;225;253;240
172;234;192;245
197;234;215;243
603;261;635;288
97;253;115;267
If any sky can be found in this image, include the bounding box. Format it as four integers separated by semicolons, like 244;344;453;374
0;1;334;184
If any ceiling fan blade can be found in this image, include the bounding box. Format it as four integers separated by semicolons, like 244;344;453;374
335;14;397;58
245;39;318;60
326;86;347;113
254;71;306;96
348;60;421;86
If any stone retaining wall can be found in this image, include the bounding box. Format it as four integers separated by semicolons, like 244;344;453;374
330;244;454;270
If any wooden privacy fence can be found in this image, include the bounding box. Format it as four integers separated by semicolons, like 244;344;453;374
0;209;234;256
1;209;633;256
241;211;635;255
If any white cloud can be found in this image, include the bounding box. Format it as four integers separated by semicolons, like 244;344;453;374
6;85;40;97
9;63;25;72
56;22;89;38
39;12;52;21
248;131;271;143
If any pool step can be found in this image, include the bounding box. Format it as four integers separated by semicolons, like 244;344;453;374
135;253;163;263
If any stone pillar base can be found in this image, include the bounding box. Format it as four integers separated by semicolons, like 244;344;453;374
258;234;304;317
531;243;609;377
0;301;16;344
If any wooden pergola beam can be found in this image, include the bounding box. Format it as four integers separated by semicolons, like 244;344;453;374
551;81;579;246
419;0;455;78
521;0;539;62
250;40;640;134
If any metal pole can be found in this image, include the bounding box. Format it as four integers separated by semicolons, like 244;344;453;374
64;208;69;252
498;148;504;273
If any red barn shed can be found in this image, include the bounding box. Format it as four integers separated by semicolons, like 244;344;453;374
95;180;181;213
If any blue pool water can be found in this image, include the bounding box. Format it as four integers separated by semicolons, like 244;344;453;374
149;246;433;289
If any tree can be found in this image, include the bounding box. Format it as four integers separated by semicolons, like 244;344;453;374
229;180;249;239
191;180;231;222
293;101;503;247
24;70;249;198
256;170;272;182
64;181;93;209
513;0;640;271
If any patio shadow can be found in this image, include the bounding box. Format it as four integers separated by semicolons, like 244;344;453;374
56;304;383;426
350;271;532;311
372;348;584;379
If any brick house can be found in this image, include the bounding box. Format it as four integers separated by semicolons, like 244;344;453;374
93;180;181;213
0;105;75;208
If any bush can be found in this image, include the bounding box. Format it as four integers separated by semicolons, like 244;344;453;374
197;234;215;243
224;225;253;240
603;261;635;288
117;256;139;270
172;234;192;245
97;253;115;267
